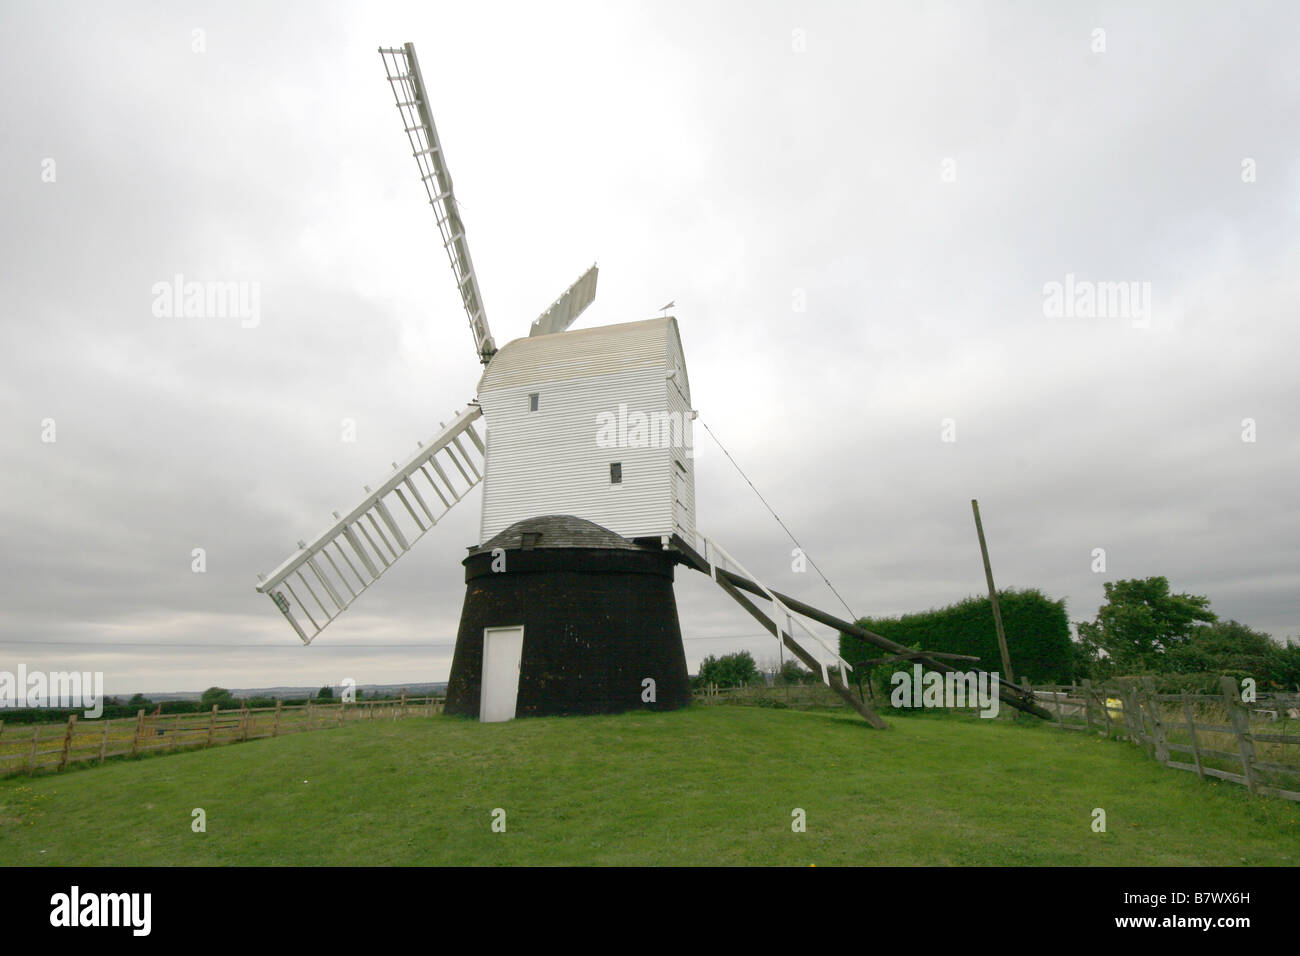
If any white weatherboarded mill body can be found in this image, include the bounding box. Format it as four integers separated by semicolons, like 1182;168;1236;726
477;317;696;544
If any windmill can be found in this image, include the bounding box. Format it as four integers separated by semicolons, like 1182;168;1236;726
254;43;1052;727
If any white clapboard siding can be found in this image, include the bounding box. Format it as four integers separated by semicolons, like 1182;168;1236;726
664;324;696;541
477;317;695;543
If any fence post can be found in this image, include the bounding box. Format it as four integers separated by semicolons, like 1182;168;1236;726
337;700;345;727
1116;683;1134;742
273;700;282;737
1182;693;1205;780
1119;683;1140;749
99;719;111;764
1141;677;1169;765
1219;676;1259;794
1136;683;1154;754
1082;679;1095;734
400;693;406;718
130;708;145;757
240;703;251;741
205;705;218;748
28;725;40;773
306;698;313;731
1098;684;1112;737
58;714;77;771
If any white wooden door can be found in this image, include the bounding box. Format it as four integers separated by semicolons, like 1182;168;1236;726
480;626;525;722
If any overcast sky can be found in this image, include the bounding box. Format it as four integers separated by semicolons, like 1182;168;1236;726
2;0;1296;696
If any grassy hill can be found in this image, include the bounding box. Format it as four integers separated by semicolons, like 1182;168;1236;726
1;707;1295;866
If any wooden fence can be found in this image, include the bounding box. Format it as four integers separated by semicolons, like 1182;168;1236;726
1030;677;1300;802
694;675;1300;802
0;695;444;778
694;682;846;709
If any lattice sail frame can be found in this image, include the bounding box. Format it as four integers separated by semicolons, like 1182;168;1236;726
379;44;496;364
530;264;599;337
256;407;485;643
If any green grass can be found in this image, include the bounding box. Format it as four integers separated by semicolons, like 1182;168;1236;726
1;706;1296;865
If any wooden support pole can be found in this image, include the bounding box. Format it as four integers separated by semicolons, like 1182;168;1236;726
1082;679;1095;734
99;719;110;764
672;536;1052;721
206;705;218;748
971;499;1015;684
714;575;888;728
28;725;40;773
273;699;282;737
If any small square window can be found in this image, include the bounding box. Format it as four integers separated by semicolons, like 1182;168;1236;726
528;393;539;412
610;462;622;484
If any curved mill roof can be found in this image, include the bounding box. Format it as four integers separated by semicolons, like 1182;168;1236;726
477;316;687;393
469;515;641;555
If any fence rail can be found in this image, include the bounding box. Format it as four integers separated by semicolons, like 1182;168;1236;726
694;682;847;709
693;676;1300;803
0;696;444;778
1031;677;1300;802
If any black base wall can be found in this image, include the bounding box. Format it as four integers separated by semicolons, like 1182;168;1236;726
445;547;691;719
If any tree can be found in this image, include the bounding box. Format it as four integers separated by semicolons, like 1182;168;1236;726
1067;635;1112;682
317;686;334;700
200;686;238;709
777;658;816;685
1164;620;1300;689
1075;577;1216;670
758;656;815;684
1268;638;1300;691
1165;619;1271;673
697;651;759;688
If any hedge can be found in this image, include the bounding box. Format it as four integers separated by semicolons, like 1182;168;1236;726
839;588;1073;685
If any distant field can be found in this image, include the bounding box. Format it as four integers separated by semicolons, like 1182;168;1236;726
1;707;1296;866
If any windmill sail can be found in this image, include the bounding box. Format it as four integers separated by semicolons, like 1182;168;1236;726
257;406;486;644
379;43;497;364
529;264;599;337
